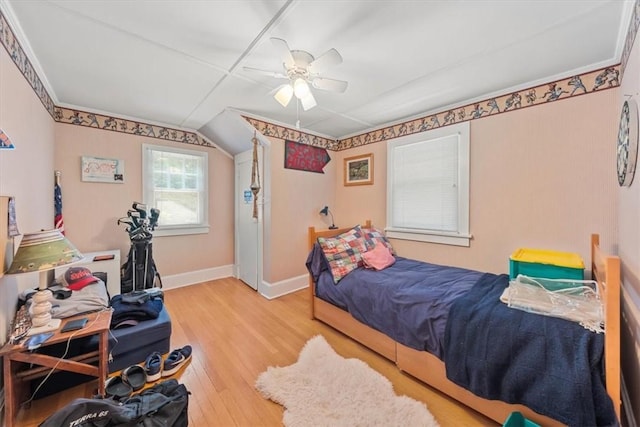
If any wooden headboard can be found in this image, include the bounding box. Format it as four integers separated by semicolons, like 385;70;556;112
307;220;371;318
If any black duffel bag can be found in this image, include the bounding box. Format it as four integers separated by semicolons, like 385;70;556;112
39;379;189;427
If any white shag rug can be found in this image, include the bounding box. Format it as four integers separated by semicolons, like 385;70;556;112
255;335;439;427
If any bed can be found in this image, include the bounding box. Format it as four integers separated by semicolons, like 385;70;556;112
307;221;621;427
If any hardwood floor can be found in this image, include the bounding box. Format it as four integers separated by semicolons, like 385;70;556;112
14;278;498;426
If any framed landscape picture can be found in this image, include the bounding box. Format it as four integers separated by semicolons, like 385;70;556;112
344;153;373;186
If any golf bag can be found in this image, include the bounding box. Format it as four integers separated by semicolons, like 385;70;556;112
121;240;162;293
119;202;162;293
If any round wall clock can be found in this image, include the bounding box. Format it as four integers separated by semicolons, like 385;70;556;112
617;98;639;187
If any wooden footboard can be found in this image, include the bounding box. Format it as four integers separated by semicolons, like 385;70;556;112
591;234;621;421
308;224;621;425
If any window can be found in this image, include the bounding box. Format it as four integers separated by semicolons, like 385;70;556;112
386;122;471;246
142;144;208;236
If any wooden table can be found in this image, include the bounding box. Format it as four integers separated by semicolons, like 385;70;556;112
0;309;112;427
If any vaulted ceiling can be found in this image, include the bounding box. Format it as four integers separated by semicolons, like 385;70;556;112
3;0;634;155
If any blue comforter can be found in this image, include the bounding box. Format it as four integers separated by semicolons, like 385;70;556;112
445;273;617;427
309;249;483;359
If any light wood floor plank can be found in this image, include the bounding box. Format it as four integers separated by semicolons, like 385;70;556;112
13;277;497;426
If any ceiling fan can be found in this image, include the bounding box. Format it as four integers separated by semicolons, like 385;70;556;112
243;38;348;111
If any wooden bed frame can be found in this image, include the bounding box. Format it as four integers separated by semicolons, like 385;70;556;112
308;222;621;426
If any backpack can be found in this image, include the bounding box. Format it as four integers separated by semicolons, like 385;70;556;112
39;379;189;427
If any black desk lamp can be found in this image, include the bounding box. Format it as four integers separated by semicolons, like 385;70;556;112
319;206;338;229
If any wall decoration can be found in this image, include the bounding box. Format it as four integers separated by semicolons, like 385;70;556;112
81;156;125;183
284;140;331;173
0;129;15;149
617;98;639;187
344;153;373;186
250;132;261;219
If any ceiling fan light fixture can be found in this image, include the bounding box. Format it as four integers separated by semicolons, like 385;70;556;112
293;78;311;99
300;92;317;111
274;84;294;107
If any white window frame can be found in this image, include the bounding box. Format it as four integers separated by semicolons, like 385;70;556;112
142;144;209;237
386;122;471;247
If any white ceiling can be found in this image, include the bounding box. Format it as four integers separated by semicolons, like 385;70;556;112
2;0;634;155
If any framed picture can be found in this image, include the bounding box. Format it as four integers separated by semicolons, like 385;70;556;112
344;153;373;186
0;129;15;150
81;156;125;183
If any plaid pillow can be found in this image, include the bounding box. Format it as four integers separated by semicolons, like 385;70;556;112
317;226;369;283
361;227;395;255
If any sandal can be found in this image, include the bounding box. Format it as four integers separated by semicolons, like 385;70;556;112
122;364;147;391
105;375;132;400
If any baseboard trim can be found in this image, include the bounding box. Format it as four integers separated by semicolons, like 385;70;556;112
259;274;308;300
160;264;235;290
158;267;307;300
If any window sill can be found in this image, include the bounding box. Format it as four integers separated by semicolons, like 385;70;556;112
385;228;471;247
153;225;209;237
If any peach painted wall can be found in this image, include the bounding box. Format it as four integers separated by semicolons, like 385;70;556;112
335;89;619;275
0;46;56;344
54;124;234;277
617;15;640;424
266;136;336;283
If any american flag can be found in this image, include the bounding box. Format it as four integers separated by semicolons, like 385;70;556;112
54;172;64;234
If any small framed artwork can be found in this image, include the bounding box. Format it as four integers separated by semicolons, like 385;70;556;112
344;153;374;186
81;156;125;183
0;129;15;149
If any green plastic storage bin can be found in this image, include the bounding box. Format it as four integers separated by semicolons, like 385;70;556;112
509;248;584;280
503;411;540;427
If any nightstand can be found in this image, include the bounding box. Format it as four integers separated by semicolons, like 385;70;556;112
0;309;112;427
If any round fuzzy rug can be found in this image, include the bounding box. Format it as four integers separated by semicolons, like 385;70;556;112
256;335;439;427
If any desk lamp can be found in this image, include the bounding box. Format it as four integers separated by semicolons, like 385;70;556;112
7;229;83;335
319;206;338;230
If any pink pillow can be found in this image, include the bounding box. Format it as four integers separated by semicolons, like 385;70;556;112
362;243;395;271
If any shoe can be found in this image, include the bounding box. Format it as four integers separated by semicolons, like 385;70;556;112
162;345;192;377
105;375;132;400
122;364;146;391
144;351;163;382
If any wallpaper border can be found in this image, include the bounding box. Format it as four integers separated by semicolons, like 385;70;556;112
0;9;214;148
0;6;631;152
620;0;640;78
336;66;619;151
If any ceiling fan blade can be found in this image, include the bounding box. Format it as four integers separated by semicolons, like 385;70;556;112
242;66;288;79
311;77;348;93
308;48;342;74
270;37;295;69
300;92;317;111
273;84;294;107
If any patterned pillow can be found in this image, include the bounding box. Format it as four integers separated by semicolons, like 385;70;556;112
317;226;369;283
361;227;395;255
